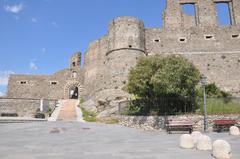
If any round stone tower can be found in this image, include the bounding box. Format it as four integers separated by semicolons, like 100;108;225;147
105;16;146;90
107;16;145;54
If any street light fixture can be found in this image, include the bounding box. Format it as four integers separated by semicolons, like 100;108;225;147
200;74;208;133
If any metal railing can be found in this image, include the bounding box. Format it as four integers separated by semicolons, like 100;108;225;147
118;97;240;116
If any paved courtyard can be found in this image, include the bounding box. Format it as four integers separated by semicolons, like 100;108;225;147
0;122;239;159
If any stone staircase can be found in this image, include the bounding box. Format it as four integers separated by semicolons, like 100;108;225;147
57;100;78;121
48;99;84;122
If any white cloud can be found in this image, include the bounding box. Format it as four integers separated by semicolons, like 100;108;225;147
31;18;38;23
4;3;24;14
30;62;38;70
0;70;15;86
51;21;59;28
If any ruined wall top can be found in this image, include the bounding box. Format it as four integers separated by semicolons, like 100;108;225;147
70;52;81;69
163;0;240;29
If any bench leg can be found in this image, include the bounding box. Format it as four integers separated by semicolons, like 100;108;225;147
189;129;192;134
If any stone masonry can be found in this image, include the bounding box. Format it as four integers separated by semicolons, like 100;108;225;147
119;114;240;132
5;0;240;118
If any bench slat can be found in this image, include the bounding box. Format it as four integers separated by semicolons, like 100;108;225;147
213;119;237;133
165;120;193;134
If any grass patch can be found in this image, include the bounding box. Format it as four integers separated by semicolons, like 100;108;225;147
80;107;97;122
80;97;85;104
200;98;240;114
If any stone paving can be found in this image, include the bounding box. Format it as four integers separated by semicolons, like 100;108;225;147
0;122;240;159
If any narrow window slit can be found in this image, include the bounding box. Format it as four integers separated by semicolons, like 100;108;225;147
179;37;187;43
232;34;239;39
50;81;58;85
205;35;214;40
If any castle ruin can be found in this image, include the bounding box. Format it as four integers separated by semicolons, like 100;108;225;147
5;0;240;118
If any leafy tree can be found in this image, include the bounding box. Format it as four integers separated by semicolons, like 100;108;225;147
126;55;200;115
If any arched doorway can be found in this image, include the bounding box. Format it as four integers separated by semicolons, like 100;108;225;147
69;86;78;99
64;81;83;99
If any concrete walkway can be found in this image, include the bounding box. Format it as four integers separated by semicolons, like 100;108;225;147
57;100;78;121
0;122;240;159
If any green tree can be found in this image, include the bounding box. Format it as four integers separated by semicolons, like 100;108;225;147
126;55;200;115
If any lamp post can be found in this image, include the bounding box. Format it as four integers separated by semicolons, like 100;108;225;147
201;75;208;133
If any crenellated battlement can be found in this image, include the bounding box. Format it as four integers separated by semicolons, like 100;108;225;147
163;0;240;29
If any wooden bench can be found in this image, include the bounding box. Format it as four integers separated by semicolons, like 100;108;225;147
165;120;193;134
213;120;237;133
1;112;18;117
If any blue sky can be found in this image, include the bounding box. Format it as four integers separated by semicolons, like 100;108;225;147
0;0;230;95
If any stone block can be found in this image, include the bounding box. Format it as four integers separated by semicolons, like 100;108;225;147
179;134;195;149
212;140;232;159
191;131;202;144
229;126;240;136
196;135;212;151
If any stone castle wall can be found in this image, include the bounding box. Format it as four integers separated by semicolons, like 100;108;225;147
163;0;240;28
7;69;84;100
145;27;240;95
0;98;56;117
81;0;240;117
5;0;240;118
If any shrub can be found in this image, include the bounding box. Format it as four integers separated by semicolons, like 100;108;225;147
80;107;96;122
35;112;45;119
80;97;85;104
125;55;200;115
197;83;231;98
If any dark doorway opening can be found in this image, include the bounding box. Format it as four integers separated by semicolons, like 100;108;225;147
69;87;78;99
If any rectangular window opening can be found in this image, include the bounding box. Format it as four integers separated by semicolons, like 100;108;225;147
179;37;187;43
20;81;27;84
181;3;197;26
205;35;214;40
50;81;58;85
215;3;232;26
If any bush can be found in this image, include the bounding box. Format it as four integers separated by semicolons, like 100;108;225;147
197;83;231;98
125;55;200;115
80;97;85;104
80;107;96;122
35;112;45;119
